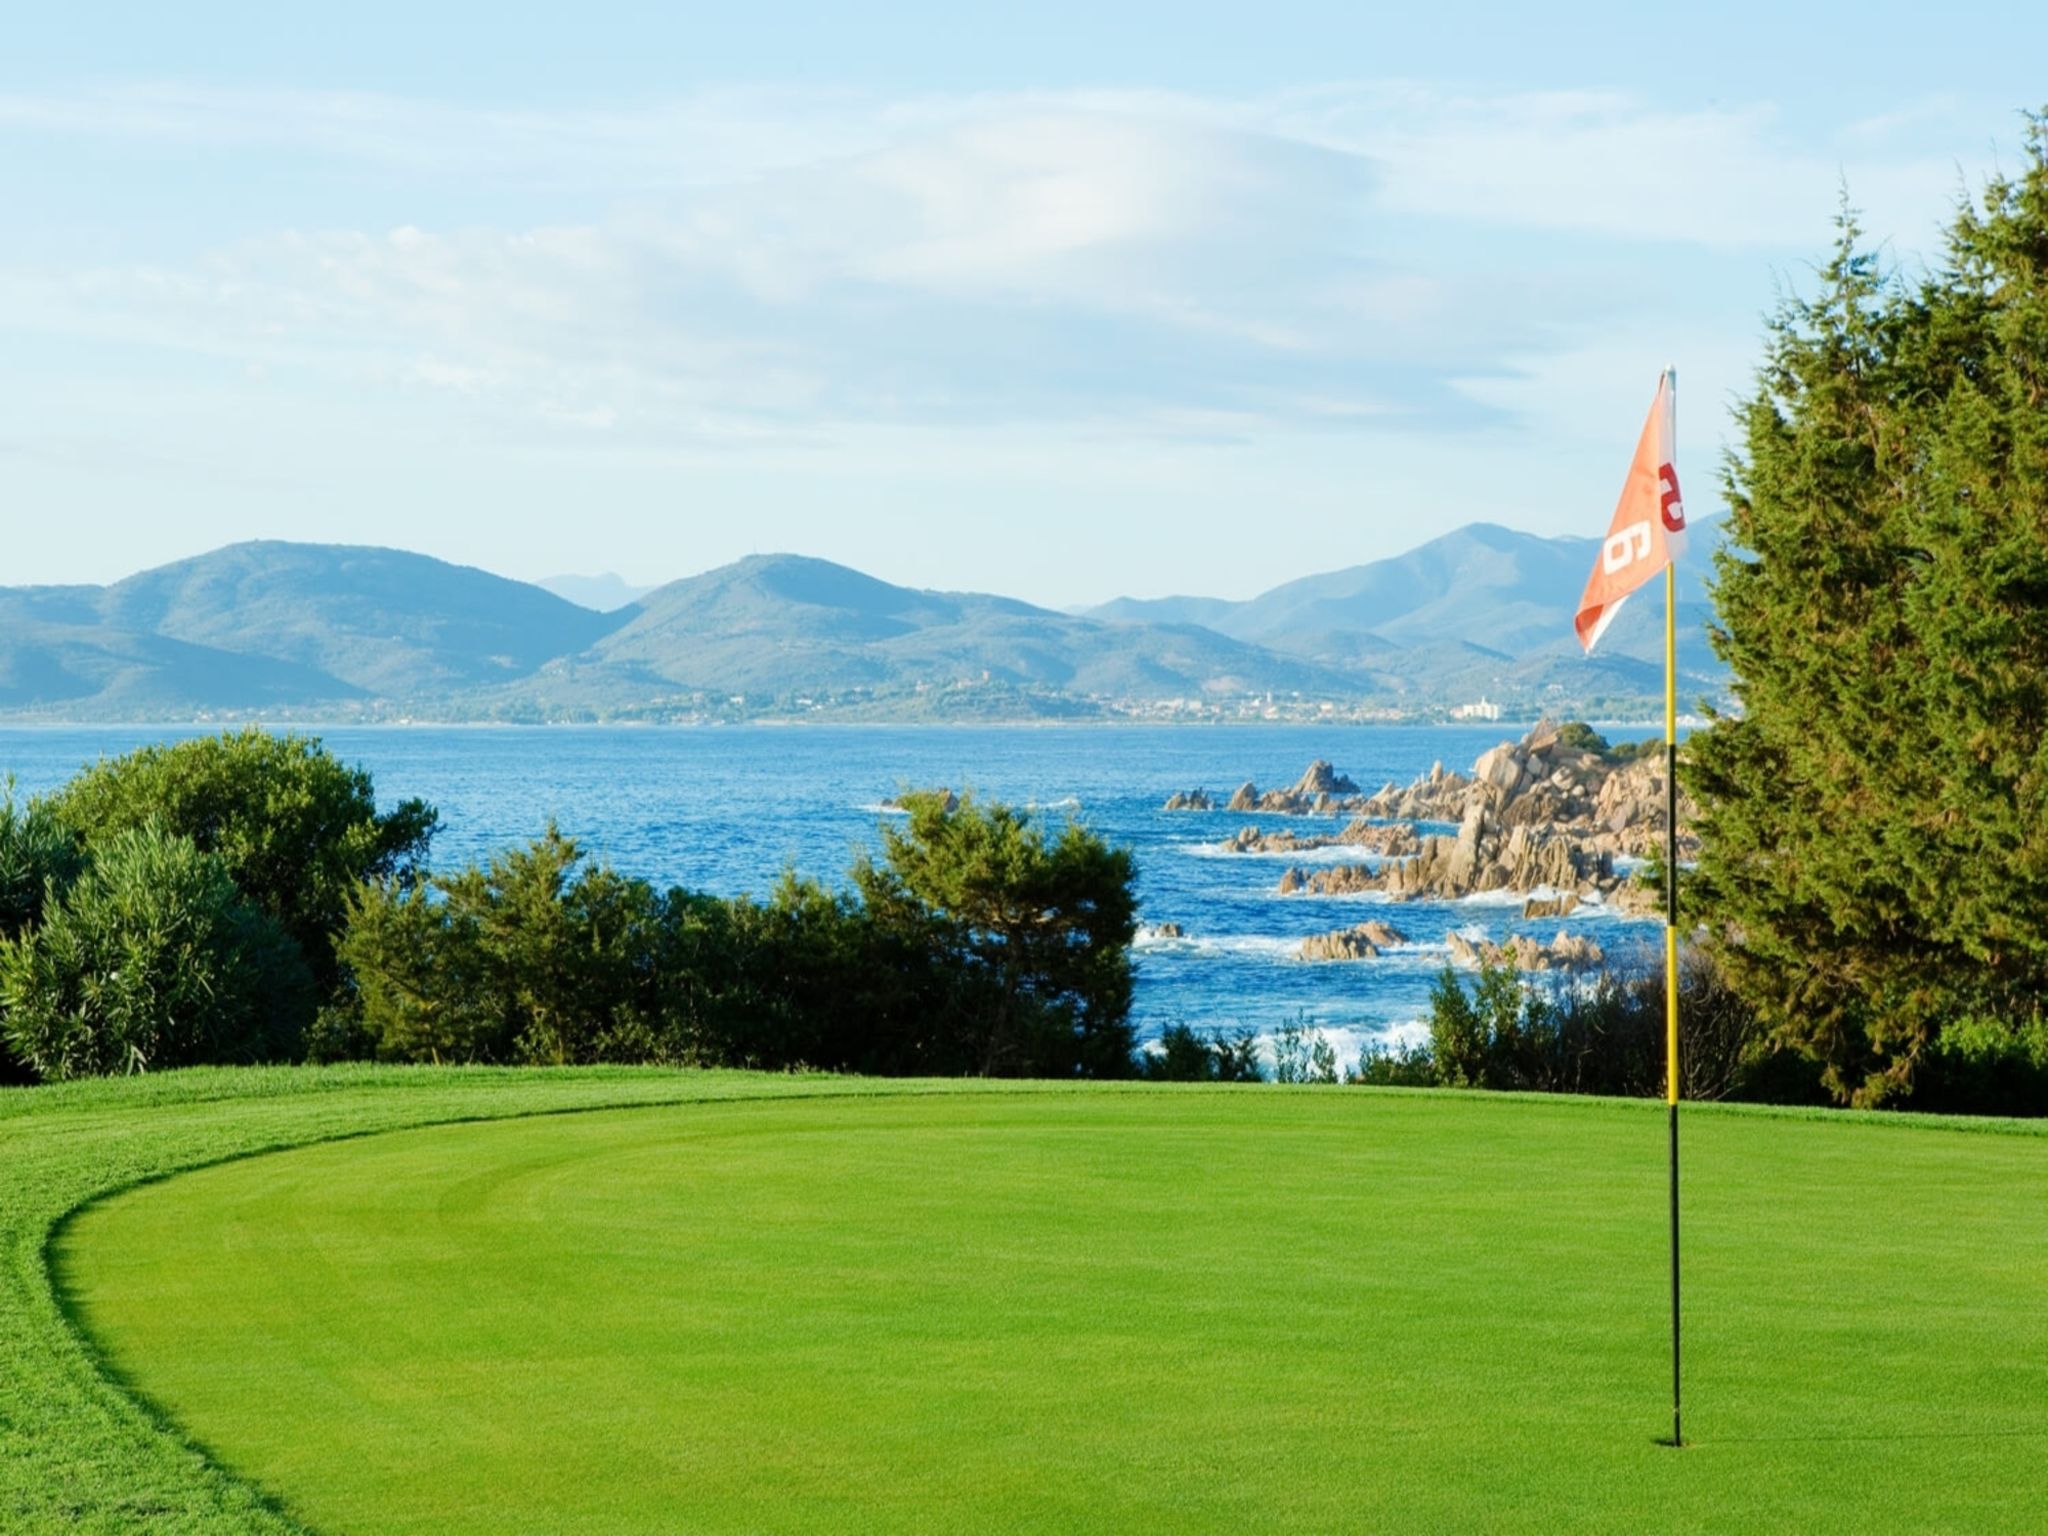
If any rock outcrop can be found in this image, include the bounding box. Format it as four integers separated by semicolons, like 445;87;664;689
1281;812;1622;905
1353;760;1475;823
1446;929;1605;972
1220;819;1420;857
1162;789;1214;811
1290;759;1360;797
1343;820;1422;856
1204;729;1693;851
1263;723;1692;910
1280;863;1382;895
1223;825;1326;855
1347;723;1697;861
1222;763;1376;816
1299;919;1410;961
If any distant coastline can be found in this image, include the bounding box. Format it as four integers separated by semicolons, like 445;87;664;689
0;713;1706;731
0;528;1732;725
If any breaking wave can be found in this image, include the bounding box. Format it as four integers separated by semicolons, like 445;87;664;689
1181;841;1390;865
1135;931;1304;960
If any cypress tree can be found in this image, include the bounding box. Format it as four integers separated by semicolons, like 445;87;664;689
1690;117;2048;1106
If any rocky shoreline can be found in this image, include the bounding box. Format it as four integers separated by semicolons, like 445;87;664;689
1168;721;1689;916
1152;722;1684;965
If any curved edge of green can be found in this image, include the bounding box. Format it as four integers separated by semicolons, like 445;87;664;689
6;1065;2045;1535
5;1068;1015;1536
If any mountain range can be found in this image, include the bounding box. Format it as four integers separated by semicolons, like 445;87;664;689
0;525;1733;722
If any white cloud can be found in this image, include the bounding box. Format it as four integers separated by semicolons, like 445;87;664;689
0;80;2010;454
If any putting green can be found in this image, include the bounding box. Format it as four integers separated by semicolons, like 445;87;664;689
56;1090;2048;1534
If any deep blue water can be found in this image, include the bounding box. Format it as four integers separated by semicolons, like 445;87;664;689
0;724;1664;1064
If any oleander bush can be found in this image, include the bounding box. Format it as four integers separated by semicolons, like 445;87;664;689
45;728;437;987
0;825;315;1079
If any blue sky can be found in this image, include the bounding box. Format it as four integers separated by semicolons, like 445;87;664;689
4;2;2042;604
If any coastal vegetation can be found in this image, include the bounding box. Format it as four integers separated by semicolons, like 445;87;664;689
1376;951;1791;1102
1688;121;2048;1108
0;732;1139;1084
6;712;2042;1115
336;790;1136;1079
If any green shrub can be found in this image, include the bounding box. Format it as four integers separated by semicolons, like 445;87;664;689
1139;1022;1213;1081
1553;722;1613;756
1604;736;1666;765
337;878;499;1064
343;826;673;1066
1422;948;1773;1101
1912;1016;2048;1117
0;786;85;942
0;826;315;1080
1426;962;1523;1088
696;872;944;1074
1353;1038;1437;1086
856;791;1138;1078
1140;1022;1264;1083
1553;721;1663;765
1271;1015;1341;1084
443;826;673;1067
1211;1028;1263;1083
339;796;1142;1081
302;1001;380;1065
48;729;436;986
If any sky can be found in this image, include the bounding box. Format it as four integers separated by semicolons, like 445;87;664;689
4;2;2043;606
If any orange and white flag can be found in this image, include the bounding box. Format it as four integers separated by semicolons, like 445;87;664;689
1575;371;1686;652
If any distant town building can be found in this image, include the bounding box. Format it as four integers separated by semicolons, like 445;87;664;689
1451;696;1503;721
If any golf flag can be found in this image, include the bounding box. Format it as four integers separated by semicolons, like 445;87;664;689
1576;367;1689;1446
1574;373;1686;653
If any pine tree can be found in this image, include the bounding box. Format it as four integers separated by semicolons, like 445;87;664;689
1689;118;2048;1105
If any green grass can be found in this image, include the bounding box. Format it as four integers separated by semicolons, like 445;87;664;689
7;1071;2048;1533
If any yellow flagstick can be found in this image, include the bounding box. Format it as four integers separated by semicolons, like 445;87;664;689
1664;367;1684;1449
1571;363;1688;1444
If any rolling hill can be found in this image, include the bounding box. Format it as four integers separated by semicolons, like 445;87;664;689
91;542;618;696
0;529;1733;721
582;554;1352;701
1085;520;1728;705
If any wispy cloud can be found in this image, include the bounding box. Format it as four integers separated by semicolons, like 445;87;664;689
0;82;1991;449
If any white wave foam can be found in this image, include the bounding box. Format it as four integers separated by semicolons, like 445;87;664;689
1452;888;1533;909
1378;1017;1432;1050
1226;1018;1436;1073
1136;932;1304;959
1179;841;1381;864
1269;887;1396;905
861;797;1080;817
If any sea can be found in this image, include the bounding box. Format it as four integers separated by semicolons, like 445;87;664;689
0;723;1666;1067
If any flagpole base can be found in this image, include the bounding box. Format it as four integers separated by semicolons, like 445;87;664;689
1668;1097;1682;1448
